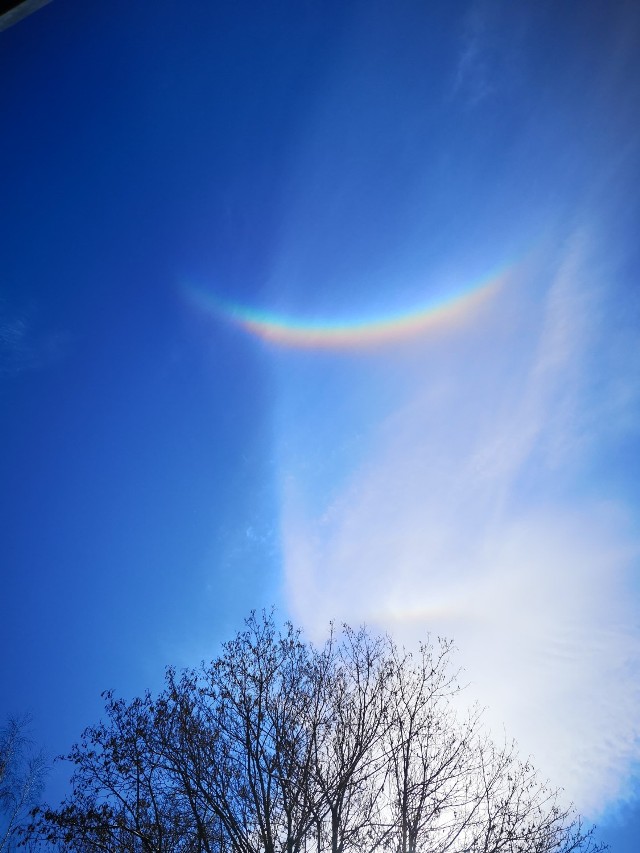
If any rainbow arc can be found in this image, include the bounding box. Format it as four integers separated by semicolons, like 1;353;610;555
188;267;507;350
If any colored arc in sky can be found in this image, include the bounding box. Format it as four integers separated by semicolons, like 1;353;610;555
188;266;508;350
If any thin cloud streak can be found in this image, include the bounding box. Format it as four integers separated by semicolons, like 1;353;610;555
0;305;67;377
452;0;526;107
280;232;640;816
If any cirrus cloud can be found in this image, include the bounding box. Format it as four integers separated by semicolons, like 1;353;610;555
280;231;640;816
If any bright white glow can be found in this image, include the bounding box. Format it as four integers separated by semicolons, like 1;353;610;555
280;231;640;815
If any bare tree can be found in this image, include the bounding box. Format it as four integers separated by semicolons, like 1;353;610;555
378;638;484;853
159;613;323;853
207;613;323;853
309;626;393;853
27;612;606;853
0;716;48;853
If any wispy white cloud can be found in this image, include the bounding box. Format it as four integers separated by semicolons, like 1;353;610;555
453;0;526;106
454;3;495;105
280;232;640;815
0;312;33;375
0;303;67;377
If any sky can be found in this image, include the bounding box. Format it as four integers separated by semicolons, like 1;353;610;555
1;0;639;848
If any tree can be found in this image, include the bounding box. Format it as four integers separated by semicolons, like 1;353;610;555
0;715;48;852
26;612;606;853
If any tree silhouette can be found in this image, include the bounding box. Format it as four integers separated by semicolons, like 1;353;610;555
0;715;47;852
27;612;605;853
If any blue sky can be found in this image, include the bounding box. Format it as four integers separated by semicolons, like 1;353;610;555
1;1;639;848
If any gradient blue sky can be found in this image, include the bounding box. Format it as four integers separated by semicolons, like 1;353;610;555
1;1;639;848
